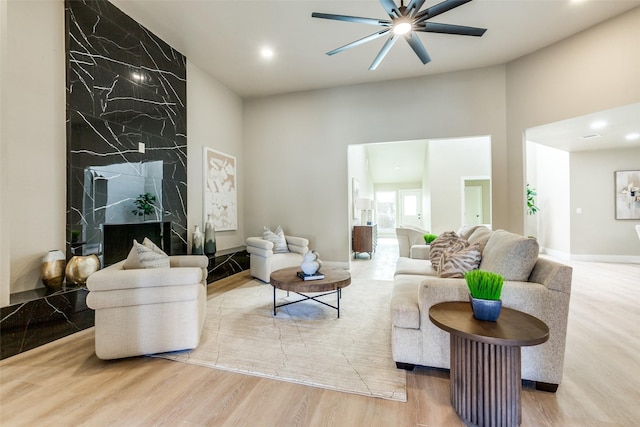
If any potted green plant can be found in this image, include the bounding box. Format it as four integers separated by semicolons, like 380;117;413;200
464;269;504;321
131;192;157;220
423;233;438;244
526;183;539;215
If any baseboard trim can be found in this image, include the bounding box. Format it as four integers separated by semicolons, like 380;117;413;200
541;247;640;264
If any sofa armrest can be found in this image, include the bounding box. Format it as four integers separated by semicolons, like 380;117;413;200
246;237;274;258
286;235;309;255
528;257;573;294
410;244;431;259
87;262;204;292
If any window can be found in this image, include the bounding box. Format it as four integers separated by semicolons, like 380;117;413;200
375;191;396;231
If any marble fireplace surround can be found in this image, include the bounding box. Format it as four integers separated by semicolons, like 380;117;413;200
1;0;251;360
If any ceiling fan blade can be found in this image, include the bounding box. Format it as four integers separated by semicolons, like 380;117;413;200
406;0;427;17
404;32;431;64
379;0;401;19
415;0;472;23
417;22;486;37
369;34;399;70
326;29;392;56
312;12;391;27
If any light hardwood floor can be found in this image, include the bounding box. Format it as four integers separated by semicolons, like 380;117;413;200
1;239;639;426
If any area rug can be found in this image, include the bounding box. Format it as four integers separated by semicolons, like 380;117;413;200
156;276;407;402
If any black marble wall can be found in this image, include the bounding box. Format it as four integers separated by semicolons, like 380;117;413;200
65;0;188;258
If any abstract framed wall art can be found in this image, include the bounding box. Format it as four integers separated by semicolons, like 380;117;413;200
614;170;640;220
203;147;237;230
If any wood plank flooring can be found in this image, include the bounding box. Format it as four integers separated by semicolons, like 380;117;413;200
1;239;639;426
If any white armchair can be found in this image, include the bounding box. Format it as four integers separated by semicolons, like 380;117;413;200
246;235;309;282
86;255;209;360
395;226;429;258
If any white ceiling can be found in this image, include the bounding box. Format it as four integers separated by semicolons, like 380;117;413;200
109;0;640;182
110;0;640;99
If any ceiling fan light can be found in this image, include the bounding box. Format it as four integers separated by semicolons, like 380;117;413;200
393;21;412;35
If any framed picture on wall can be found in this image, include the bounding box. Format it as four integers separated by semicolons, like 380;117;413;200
614;170;640;220
203;147;238;231
352;178;360;220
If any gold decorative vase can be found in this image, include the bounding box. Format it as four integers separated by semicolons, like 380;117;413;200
41;250;66;291
65;254;100;285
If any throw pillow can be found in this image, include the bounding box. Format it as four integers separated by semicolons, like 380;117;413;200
123;238;170;269
479;230;539;281
263;226;289;253
467;226;493;253
429;231;468;272
437;243;482;278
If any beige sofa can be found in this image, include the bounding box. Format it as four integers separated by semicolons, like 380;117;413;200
390;226;572;391
86;255;209;360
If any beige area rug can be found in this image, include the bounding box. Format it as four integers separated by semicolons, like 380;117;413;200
156;277;407;402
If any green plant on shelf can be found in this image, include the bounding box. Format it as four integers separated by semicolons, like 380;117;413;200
131;192;157;219
464;270;504;301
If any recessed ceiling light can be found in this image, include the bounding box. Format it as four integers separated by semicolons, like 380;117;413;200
626;132;640;141
590;120;607;130
260;47;274;59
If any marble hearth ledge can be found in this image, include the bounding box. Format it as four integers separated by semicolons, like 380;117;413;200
1;250;249;360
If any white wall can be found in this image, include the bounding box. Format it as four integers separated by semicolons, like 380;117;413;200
187;61;244;252
1;0;9;306
428;137;491;234
506;7;640;234
347;144;373;228
243;66;508;263
571;147;640;260
2;0;66;296
531;143;571;256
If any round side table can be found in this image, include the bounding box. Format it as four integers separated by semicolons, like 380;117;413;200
429;302;549;427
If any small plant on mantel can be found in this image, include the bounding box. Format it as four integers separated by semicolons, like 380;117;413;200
464;270;504;301
131;192;157;220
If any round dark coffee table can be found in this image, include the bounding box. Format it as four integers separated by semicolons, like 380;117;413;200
429;302;549;427
269;267;351;317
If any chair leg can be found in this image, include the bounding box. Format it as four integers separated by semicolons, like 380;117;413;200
535;381;559;393
396;362;415;371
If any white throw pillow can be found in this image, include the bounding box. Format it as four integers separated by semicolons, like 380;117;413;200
263;226;289;253
123;238;170;269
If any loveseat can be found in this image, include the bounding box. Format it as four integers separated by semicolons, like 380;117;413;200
390;225;572;391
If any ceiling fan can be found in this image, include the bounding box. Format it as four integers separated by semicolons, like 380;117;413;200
311;0;486;70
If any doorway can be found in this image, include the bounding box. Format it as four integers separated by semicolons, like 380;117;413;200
399;189;422;227
462;178;491;227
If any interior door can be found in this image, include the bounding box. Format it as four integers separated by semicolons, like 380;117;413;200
399;189;422;227
464;186;483;225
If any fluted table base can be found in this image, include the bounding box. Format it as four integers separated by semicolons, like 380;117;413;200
450;335;521;427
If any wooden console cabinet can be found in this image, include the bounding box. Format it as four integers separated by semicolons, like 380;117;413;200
352;224;377;258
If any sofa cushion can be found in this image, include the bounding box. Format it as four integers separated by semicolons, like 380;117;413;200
467;226;493;253
430;231;468;272
437;243;482;278
395;257;437;277
479;230;539;281
123;238;170;269
263;226;289;253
